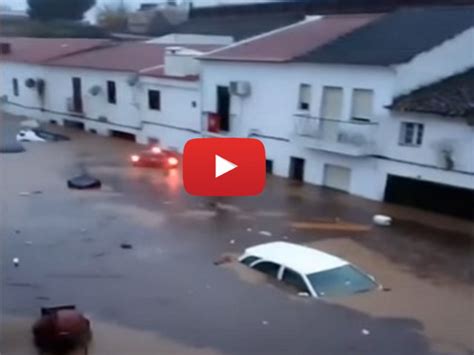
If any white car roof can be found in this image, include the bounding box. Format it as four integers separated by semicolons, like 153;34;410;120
243;241;348;275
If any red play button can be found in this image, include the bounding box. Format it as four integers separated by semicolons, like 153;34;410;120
183;138;266;196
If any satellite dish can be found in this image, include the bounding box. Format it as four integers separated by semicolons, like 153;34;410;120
25;78;36;88
88;85;102;96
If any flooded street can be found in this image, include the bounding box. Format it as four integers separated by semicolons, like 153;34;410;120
1;113;473;355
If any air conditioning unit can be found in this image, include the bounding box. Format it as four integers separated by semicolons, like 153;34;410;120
98;116;108;123
229;81;251;97
66;98;75;112
0;95;8;103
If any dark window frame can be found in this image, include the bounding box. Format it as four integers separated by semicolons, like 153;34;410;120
400;122;424;147
148;90;161;111
13;78;19;96
107;80;117;104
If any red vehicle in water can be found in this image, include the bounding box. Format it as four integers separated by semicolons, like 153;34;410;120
130;146;179;169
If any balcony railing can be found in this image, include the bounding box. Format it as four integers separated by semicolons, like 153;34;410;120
294;115;378;156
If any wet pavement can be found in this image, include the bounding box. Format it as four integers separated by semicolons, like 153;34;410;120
1;112;473;355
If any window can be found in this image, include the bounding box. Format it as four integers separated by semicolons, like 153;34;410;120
217;86;230;131
307;265;378;298
252;261;281;278
107;81;116;104
12;78;19;96
240;256;260;266
320;86;343;120
148;90;161;110
282;269;309;293
298;84;311;111
400;122;424;146
351;88;373;122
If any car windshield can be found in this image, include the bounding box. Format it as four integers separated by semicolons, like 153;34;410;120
307;265;378;298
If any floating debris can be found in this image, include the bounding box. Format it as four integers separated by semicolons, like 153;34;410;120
67;174;102;190
259;230;272;237
373;214;392;226
120;243;133;250
213;254;234;266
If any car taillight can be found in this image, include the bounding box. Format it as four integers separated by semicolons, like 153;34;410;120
151;146;162;154
167;157;178;167
131;155;140;162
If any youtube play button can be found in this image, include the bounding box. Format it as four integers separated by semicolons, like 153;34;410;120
183;138;266;196
215;155;237;178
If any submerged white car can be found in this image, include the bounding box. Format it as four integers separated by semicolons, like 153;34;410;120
239;241;380;298
16;129;69;142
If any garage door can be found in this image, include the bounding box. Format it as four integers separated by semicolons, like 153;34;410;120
384;175;474;219
110;130;136;141
323;164;351;192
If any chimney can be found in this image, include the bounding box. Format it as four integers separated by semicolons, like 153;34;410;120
164;46;202;77
0;43;12;55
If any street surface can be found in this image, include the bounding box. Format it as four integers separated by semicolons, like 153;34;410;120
1;113;473;355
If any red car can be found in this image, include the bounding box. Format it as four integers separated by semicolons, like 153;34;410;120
130;146;179;169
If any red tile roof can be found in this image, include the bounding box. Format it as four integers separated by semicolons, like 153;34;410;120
47;42;222;72
200;14;383;62
0;37;111;64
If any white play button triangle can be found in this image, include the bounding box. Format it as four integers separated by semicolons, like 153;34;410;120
215;154;237;178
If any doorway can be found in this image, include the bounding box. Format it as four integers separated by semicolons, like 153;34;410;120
289;157;305;181
72;77;83;113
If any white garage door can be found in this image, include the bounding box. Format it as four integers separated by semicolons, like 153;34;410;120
323;164;351;192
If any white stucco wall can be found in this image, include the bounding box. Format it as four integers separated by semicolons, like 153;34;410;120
378;111;474;189
394;27;474;96
138;76;201;152
0;62;203;149
45;66;142;135
149;34;233;45
200;59;474;199
201;61;396;140
200;60;395;199
0;62;49;120
0;62;142;136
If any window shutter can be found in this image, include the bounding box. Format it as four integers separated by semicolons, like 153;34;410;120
320;86;343;120
351;89;373;120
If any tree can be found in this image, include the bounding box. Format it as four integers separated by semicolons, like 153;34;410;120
96;2;130;32
27;0;96;21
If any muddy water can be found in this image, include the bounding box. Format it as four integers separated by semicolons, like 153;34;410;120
1;317;225;355
305;239;474;355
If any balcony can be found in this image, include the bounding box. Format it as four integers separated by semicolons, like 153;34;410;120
294;115;378;156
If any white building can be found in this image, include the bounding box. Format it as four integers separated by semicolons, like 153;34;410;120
1;6;472;218
0;38;221;152
199;7;474;217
